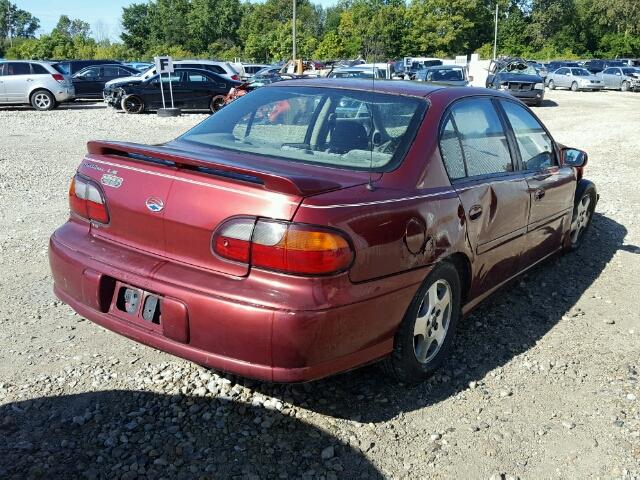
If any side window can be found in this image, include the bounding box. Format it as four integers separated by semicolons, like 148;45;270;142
449;98;513;177
102;66;120;77
439;116;466;180
77;66;101;78
556;68;567;75
6;62;31;75
209;65;225;74
30;64;49;74
501;100;554;171
188;73;211;83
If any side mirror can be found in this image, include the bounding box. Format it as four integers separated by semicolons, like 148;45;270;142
563;148;587;167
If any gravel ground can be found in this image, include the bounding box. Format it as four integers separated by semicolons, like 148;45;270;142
0;91;639;480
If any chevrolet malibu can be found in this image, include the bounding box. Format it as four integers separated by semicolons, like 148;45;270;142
49;80;597;383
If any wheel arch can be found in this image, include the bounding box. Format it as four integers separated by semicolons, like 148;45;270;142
442;252;472;305
29;87;55;101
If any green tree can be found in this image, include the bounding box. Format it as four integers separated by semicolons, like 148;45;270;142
121;3;154;54
186;0;242;54
406;0;480;57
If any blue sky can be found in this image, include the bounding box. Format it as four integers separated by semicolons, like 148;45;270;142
16;0;338;40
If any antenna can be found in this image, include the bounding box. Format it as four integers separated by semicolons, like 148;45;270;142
366;55;376;192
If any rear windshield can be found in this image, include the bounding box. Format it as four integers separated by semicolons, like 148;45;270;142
180;86;426;171
51;63;68;74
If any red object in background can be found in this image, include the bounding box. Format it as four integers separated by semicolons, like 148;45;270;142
49;80;591;382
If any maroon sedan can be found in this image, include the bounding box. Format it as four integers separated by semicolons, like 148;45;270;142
49;79;597;383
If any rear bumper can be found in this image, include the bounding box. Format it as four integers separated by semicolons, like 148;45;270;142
54;87;75;102
49;222;423;382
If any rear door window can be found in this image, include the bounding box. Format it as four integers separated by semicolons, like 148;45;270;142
6;63;31;75
103;66;121;77
447;98;513;177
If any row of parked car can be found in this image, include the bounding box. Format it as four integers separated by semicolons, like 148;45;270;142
0;58;271;111
2;55;638;112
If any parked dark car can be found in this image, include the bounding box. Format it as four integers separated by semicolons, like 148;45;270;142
416;65;470;86
72;64;140;99
104;68;240;113
584;59;625;74
50;79;596;383
53;59;122;76
486;58;545;106
546;61;580;73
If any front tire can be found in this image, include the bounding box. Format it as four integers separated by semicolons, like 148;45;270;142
621;81;630;92
568;184;597;250
30;90;56;111
548;80;556;90
571;81;579;92
121;95;145;114
382;262;461;383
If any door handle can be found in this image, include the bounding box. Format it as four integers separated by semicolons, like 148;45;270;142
534;188;546;201
26;78;34;82
468;205;483;221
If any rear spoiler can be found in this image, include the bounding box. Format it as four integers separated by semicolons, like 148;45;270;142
86;140;344;197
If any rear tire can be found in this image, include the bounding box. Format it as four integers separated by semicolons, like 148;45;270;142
210;95;226;113
571;81;579;92
381;262;461;383
121;95;144;114
548;80;556;90
30;89;56;111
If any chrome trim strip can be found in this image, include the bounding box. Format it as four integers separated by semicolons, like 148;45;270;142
301;190;457;209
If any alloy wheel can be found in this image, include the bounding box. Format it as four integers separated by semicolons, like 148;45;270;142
34;93;52;110
570;194;591;245
413;279;452;364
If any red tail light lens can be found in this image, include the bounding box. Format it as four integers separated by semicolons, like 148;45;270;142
213;218;353;276
69;175;110;224
231;74;239;81
52;73;65;83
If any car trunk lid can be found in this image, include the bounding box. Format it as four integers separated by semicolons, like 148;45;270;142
78;140;369;277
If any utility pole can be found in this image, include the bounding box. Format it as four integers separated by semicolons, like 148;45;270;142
292;0;297;62
492;4;498;59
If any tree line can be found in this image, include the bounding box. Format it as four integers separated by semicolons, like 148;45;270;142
2;0;639;62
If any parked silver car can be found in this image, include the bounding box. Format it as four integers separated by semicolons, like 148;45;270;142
546;67;603;92
599;66;640;92
0;60;74;110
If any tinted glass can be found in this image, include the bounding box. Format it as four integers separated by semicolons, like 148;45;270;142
188;73;211;83
103;66;121;77
30;63;49;74
180;87;426;171
428;68;464;81
6;63;30;75
501;101;554;170
77;66;101;78
622;68;636;75
439;116;466;180
449;98;513;177
51;63;67;74
556;68;567;75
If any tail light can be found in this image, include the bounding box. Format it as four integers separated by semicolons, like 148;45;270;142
231;74;239;81
52;73;65;83
213;218;353;276
69;175;110;224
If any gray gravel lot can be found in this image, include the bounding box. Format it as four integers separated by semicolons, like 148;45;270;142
0;91;639;479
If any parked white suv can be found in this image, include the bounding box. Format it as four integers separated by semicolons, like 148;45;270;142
0;61;75;110
105;60;240;88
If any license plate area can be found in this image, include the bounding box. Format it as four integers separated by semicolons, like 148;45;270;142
111;282;163;330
